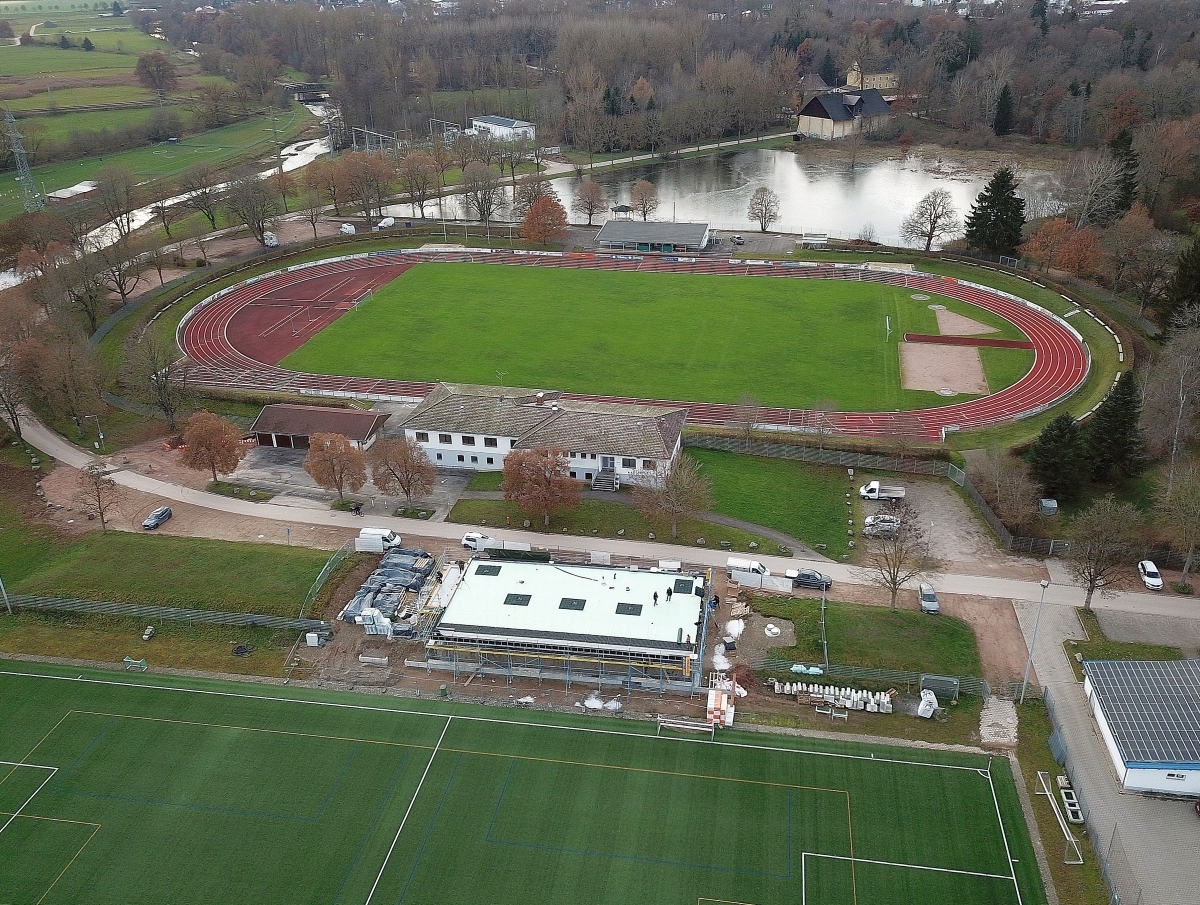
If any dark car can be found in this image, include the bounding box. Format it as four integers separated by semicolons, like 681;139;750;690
142;506;172;530
786;568;833;591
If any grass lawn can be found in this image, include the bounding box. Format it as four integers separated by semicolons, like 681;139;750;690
283;262;1029;411
447;498;783;554
753;595;983;677
0;661;1047;905
688;448;853;557
0;493;329;617
0;44;137;77
16;106;161;143
1065;608;1185;680
466;471;505;491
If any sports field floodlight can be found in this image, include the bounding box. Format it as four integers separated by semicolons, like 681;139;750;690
1020;578;1051;705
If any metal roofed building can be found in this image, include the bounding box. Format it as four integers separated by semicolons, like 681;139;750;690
398;383;686;489
594;220;711;253
424;559;708;690
468;115;535;142
1082;659;1200;795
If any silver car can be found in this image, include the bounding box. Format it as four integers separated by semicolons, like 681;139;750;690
918;583;940;614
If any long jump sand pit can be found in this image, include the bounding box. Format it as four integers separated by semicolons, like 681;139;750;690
934;306;998;336
900;342;989;395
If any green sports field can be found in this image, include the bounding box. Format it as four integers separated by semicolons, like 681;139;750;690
280;263;1033;411
0;662;1046;905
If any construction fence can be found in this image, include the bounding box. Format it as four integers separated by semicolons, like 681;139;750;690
9;594;330;633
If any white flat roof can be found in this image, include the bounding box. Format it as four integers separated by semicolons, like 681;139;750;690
435;560;704;656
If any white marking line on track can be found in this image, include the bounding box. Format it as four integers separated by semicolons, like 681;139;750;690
362;716;452;905
803;851;1014;881
0;762;57;836
0;670;991;776
986;762;1024;905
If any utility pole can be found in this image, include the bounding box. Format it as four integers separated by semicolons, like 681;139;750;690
4;110;46;213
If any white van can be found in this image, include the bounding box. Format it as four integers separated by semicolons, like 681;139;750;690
726;557;770;577
356;527;402;553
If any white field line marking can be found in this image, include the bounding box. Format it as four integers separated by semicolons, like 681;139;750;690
362;716;452;905
804;851;1014;881
0;670;988;775
0;764;57;836
987;763;1024;905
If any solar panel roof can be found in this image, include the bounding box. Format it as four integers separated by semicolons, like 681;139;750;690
1083;659;1200;767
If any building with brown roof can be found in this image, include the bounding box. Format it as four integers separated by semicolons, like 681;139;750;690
398;383;686;489
250;404;390;451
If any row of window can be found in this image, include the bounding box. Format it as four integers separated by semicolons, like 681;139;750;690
436;453;495;465
502;593;642;616
415;431;506;449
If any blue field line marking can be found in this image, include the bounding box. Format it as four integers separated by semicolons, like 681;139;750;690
483;757;793;879
314;742;361;820
52;787;322;822
330;750;412;905
395;754;463;905
49;716;117;791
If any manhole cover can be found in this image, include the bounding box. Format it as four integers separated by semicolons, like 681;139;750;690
927;303;946;310
911;293;931;300
937;388;957;397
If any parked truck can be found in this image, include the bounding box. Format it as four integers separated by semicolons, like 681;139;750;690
726;557;770;577
859;480;906;501
461;532;532;553
354;528;403;553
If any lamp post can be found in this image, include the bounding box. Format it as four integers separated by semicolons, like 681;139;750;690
83;414;104;452
1020;579;1051;705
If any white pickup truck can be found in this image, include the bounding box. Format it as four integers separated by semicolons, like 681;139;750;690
726;557;770;577
859;480;906;501
461;532;532;553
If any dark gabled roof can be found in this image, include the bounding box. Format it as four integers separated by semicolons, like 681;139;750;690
799;73;831;91
594;220;710;247
798;88;893;123
856;88;894;118
250;404;389;441
799;93;854;122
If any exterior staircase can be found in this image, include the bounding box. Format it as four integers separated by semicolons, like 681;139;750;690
590;469;620;492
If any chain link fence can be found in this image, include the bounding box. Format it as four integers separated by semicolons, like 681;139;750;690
1044;686;1144;905
10;594;330;632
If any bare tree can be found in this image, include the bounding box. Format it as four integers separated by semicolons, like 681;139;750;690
967;448;1044;533
735;393;760;450
1063;149;1126;228
304;433;367;500
900;189;960;251
368;436;435;506
123;328;188;430
1065;495;1143;609
513;177;559;220
460;162;505;226
502;445;580;526
398;151;438;219
58;252;110;334
746;186;780;232
148;180;182;238
94;165;140;239
298;190;323;240
854;500;938;611
571;180;607;227
177;164;223;230
630;180;660;221
74;464;124;532
1140;328;1200;499
96;237;145;305
632;455;712;539
1155;464;1200;583
498;136;529;186
14;327;101;431
223;172;280;245
180;411;246;482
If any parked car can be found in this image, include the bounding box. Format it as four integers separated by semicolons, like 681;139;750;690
918;583;940;614
142;506;172;530
864;513;900;528
785;568;832;591
1137;560;1163;590
863;523;898;539
730;235;745;245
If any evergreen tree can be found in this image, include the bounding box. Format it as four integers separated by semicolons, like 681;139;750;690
1040;15;1050;36
1108;129;1139;216
81;35;93;50
1158;237;1200;323
993;84;1014;136
964;168;1026;256
1029;0;1046;18
819;50;838;87
1086;371;1145;480
1029;414;1088;502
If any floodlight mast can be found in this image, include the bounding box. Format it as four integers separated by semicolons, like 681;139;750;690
4;109;46;213
1020;578;1051;705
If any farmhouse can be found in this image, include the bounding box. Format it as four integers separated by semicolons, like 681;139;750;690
1083;659;1200;795
594;220;711;253
398;383;686;488
468;115;535;142
795;89;894;140
846;61;900;91
424;558;707;690
250;404;390;451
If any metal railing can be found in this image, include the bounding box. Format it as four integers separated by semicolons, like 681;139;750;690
685;435;950;474
11;594;330;632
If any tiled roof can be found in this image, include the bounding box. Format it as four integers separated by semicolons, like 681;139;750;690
250;404;389;441
399;384;686;458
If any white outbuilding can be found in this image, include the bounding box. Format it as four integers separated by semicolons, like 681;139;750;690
469;115;535;142
1082;659;1200;795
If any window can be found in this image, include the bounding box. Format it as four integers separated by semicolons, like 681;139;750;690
484;437;498;448
504;593;531;606
510;439;517;448
616;602;642;616
462;435;475;446
457;455;464;462
476;564;502;576
439;433;452;444
486;457;494;465
559;598;586;611
622;458;636;469
471;455;478;463
586;472;593;480
1167;772;1187;780
570;471;576;479
673;578;694;594
415;432;429;442
590;453;597;460
642;459;657;470
436;453;443;461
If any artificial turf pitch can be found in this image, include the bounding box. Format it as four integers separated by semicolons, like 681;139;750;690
0;663;1046;905
279;263;1033;411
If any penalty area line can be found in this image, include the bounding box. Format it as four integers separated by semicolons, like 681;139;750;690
363;716;452;905
0;764;57;837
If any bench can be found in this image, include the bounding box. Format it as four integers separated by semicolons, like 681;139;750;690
123;656;148;672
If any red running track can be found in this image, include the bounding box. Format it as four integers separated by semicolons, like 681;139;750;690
177;251;1091;440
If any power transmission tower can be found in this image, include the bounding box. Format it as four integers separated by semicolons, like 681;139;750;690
4;109;45;213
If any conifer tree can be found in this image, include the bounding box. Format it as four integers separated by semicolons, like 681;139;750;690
993;85;1014;136
1085;371;1145;480
1108;129;1139;217
964;168;1026;256
819;50;838;87
1159;237;1200;323
1029;414;1087;501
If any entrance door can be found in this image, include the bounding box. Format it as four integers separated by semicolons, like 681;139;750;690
601;456;615;470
